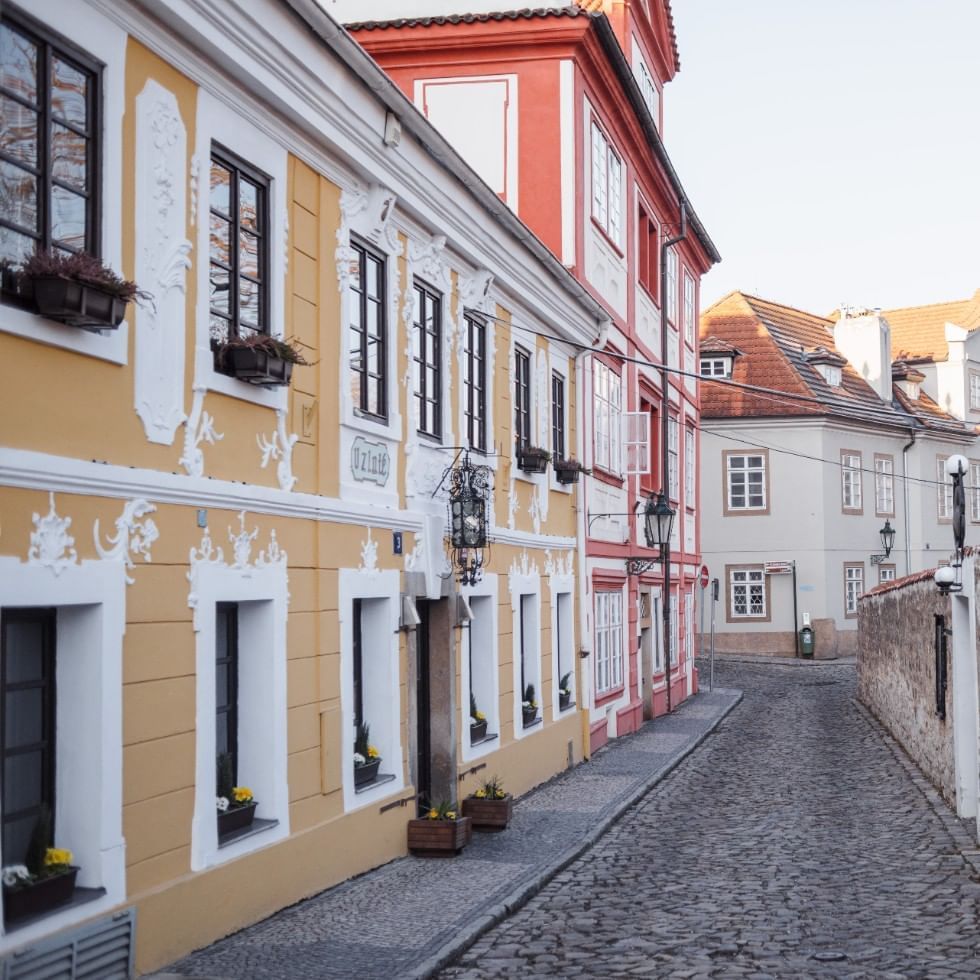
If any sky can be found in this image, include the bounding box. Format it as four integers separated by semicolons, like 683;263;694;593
664;0;980;317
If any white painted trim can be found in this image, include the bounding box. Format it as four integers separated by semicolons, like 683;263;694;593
548;571;576;721
460;575;500;763
559;59;576;267
0;556;126;952
509;557;543;740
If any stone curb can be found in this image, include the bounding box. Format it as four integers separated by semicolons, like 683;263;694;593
700;654;856;668
405;690;744;980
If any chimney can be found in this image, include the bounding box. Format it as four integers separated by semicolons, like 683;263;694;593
833;308;892;402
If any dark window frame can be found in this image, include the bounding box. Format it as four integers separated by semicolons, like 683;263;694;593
209;144;271;352
349;237;387;421
413;280;442;439
352;598;363;729
0;7;103;274
1;607;57;866
514;345;531;453
551;371;565;460
215;602;239;786
464;313;487;452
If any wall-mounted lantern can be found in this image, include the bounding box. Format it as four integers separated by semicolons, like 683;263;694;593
626;492;676;576
935;454;967;595
448;451;492;586
871;519;896;565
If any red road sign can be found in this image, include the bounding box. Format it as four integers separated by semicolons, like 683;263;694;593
700;564;710;588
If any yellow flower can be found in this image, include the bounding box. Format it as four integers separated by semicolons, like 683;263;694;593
44;847;73;867
232;786;254;804
474;788;486;798
427;808;439;820
445;811;456;821
367;745;380;759
475;711;486;722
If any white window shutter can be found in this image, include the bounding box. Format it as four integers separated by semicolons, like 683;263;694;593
623;411;650;475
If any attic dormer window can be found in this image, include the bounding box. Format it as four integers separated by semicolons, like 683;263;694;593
700;357;731;379
817;364;842;387
906;382;919;400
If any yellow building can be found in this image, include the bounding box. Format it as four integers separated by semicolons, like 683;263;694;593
0;0;611;971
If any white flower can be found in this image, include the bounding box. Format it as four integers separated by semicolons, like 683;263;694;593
560;688;570;696
216;796;229;812
2;865;31;887
470;716;479;725
353;752;366;765
522;700;531;707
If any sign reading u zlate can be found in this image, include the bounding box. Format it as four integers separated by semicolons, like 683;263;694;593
351;436;390;486
764;561;793;575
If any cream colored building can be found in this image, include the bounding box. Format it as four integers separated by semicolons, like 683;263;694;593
0;0;610;970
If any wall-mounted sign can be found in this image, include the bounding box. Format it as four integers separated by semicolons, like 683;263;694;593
764;561;793;575
351;436;390;486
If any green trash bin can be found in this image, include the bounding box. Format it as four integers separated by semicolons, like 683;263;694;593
800;625;814;659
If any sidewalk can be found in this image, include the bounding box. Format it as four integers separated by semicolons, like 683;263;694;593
149;686;742;980
705;652;857;667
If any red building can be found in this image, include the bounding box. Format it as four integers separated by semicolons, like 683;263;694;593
340;0;720;751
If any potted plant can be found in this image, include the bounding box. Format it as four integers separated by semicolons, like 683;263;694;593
18;249;150;331
407;800;472;856
2;807;79;924
516;444;550;474
522;683;539;727
553;456;588;485
462;774;513;832
215;333;308;387
216;752;257;837
559;672;573;711
353;721;382;788
470;692;488;743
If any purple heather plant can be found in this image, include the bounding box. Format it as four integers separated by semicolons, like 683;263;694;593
22;249;151;305
217;332;310;367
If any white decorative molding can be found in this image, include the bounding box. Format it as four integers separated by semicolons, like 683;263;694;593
460;268;495;316
509;549;540;582
409;234;451;292
189;153;200;226
27;493;78;575
135;79;192;445
544;548;575;578
180;384;224;478
529;492;543;536
360;527;378;573
405;532;423;571
257;409;299;491
93;498;158;585
336;182;402;294
283;206;290;277
229;511;259;569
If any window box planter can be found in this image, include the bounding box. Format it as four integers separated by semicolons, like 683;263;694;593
553;458;588;485
461;794;513;832
522;706;539;727
470;718;488;743
407;816;472;857
221;345;294;386
2;866;78;924
517;446;550;474
30;276;128;331
217;800;257;838
354;758;382;788
559;690;572;711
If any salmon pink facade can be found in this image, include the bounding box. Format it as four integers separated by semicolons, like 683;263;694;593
340;0;720;751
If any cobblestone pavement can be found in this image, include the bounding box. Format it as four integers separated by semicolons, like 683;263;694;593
153;686;741;980
438;662;980;979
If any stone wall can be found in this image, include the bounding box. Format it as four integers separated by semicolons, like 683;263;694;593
857;572;955;806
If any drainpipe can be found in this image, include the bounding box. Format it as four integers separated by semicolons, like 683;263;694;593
902;427;916;575
575;317;611;760
660;203;686;713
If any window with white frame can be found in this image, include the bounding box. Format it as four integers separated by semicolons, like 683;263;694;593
668;416;679;500
878;564;896;584
841;451;862;512
666;247;678;324
874;454;894;516
970;372;980;410
684;425;695;508
729;568;766;619
700;358;730;378
726;452;767;511
633;49;660;129
971;460;980;522
685;589;694;663
669;593;678;664
594;590;623;694
817;364;842;387
937;456;952;519
593;360;622;473
683;272;696;346
590;121;622;245
845;564;864;616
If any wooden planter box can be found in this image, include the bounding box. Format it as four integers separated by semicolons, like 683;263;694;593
31;276;127;330
517;448;549;474
354;758;381;788
3;867;78;923
217;800;257;838
222;346;294;387
554;465;581;485
407;816;472;856
522;707;538;727
462;794;513;832
470;719;488;743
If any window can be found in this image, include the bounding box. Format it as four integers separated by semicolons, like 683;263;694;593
937;456;952;520
683;272;696;346
971;372;980;411
878;564;896;585
874;454;894;516
637;203;658;298
668;416;679;501
215;602;240;840
634;52;660;128
1;609;56;870
590;121;622;245
728;567;767;620
514;345;531;452
971;460;980;523
464;314;487;451
841;451;862;513
685;426;695;509
518;593;541;728
351;599;363;730
593;360;622;473
700;358;730;378
0;14;101;267
594;590;623;694
665;248;678;324
669;593;678;664
725;452;768;512
413;281;442;438
637;398;658;492
551;372;565;461
348;239;386;420
554;592;574;713
818;364;842;387
844;564;864;617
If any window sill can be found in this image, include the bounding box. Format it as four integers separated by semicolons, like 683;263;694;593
590;468;624;489
521;716;542;731
558;700;577;714
469;732;499;748
595;685;625;708
218;817;279;849
355;772;396;795
1;299;129;365
589;216;625;259
2;886;106;935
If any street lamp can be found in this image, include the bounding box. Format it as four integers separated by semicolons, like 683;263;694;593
447;452;492;586
935;454;968;595
871;519;896;566
626;492;676;576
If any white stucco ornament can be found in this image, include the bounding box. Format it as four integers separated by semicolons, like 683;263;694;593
360;528;379;573
27;492;78;575
257;409;299;491
229;511;259;569
509;550;539;582
544;549;574;578
180;384;224;478
93;498;159;585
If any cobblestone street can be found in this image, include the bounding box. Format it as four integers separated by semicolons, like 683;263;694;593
439;662;980;979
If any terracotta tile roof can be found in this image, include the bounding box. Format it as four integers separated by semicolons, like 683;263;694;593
880;289;980;362
699;291;971;436
699;335;742;357
346;5;590;31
